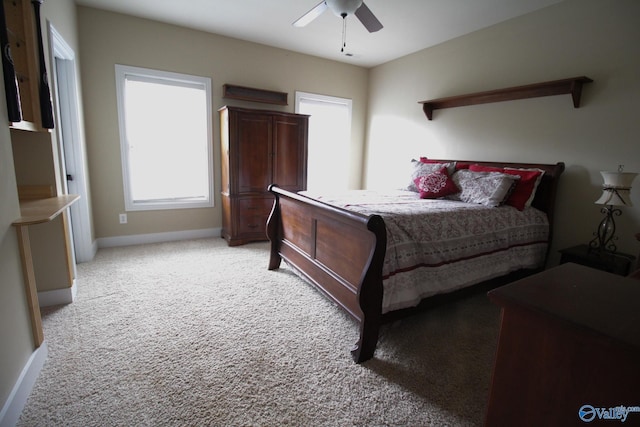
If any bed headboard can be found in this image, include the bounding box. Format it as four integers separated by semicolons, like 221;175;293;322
428;159;565;221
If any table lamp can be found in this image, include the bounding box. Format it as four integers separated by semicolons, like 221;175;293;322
589;166;637;254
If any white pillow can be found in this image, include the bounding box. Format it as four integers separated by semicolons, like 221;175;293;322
448;170;520;207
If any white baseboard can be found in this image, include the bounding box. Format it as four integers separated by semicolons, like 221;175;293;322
0;342;48;427
90;239;98;259
37;280;77;307
97;227;221;249
75;240;99;264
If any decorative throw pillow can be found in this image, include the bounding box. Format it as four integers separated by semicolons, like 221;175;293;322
468;164;545;210
504;167;545;210
413;167;459;199
406;159;456;192
449;169;520;207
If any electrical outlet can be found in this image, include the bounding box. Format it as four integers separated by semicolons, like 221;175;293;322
119;213;127;224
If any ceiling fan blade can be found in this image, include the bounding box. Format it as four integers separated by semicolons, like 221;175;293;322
293;1;329;27
355;2;383;32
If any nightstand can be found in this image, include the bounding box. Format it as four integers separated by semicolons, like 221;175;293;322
559;244;636;276
485;263;640;425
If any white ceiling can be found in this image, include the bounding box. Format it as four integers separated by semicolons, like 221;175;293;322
74;0;563;68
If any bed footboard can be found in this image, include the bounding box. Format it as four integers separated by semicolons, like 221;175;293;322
267;185;387;363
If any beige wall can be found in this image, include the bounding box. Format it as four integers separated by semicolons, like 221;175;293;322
366;0;640;260
77;7;369;240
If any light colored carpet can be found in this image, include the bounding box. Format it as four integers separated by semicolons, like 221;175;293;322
18;238;500;426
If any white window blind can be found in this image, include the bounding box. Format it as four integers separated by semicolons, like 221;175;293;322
295;91;352;192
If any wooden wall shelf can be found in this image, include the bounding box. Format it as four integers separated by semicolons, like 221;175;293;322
14;194;79;226
223;84;288;105
419;76;593;120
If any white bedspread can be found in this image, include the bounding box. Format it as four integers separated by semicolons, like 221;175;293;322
304;190;549;313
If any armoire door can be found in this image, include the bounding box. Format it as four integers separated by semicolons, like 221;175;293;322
272;115;308;191
236;112;273;194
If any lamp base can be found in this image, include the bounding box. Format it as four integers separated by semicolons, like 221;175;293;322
588;205;621;254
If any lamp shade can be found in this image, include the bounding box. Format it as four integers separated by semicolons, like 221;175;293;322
594;171;637;206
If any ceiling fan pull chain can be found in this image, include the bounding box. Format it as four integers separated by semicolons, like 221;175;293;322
341;14;347;52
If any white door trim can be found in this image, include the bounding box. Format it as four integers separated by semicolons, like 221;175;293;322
48;23;96;262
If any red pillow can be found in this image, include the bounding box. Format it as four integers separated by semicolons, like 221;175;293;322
468;164;544;210
413;167;459;199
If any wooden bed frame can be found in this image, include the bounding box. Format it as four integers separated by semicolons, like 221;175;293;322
266;160;565;363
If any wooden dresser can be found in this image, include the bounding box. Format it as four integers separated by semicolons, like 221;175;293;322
485;263;640;426
219;106;308;246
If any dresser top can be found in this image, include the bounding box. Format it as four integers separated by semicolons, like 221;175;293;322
488;263;640;350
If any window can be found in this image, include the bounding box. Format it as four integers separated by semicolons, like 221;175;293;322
115;65;213;211
295;91;352;192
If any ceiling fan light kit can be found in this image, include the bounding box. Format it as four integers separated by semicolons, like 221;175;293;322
326;0;363;17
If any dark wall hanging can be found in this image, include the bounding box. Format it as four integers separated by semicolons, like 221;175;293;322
0;0;22;122
31;0;53;129
1;0;54;130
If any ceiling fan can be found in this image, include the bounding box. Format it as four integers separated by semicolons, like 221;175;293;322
294;0;383;32
293;0;383;51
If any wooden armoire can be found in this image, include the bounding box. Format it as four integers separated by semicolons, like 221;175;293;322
219;106;309;246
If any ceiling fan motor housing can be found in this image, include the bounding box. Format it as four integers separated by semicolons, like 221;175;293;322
326;0;363;17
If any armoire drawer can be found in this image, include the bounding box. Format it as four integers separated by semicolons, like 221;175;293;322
238;214;266;235
237;198;273;235
238;198;273;216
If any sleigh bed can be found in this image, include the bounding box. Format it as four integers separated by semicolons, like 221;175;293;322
266;159;565;363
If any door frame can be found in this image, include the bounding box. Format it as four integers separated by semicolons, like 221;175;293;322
48;23;95;262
